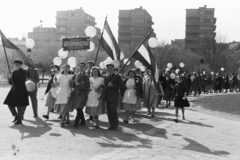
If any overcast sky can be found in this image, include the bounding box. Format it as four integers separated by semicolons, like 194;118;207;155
0;0;239;43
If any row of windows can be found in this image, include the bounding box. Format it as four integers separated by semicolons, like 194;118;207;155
200;11;214;15
199;34;214;38
132;19;144;23
199;26;213;30
131;35;143;38
200;18;214;23
132;12;144;16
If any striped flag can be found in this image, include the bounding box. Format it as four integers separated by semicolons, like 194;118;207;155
0;30;35;68
99;20;120;60
133;44;159;87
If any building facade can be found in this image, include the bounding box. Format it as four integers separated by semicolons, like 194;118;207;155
118;6;155;47
28;7;100;48
185;5;216;52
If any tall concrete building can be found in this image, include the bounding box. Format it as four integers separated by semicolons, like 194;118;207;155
118;7;155;47
55;7;100;39
185;5;216;52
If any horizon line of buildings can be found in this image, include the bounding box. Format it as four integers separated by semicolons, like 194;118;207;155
1;5;239;52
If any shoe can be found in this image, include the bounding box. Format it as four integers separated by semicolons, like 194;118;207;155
131;119;136;122
12;116;18;123
183;116;185;120
87;116;93;121
174;119;178;123
151;114;155;117
43;115;49;120
108;127;117;130
146;111;151;115
92;124;99;129
123;120;129;124
14;121;22;125
33;114;38;118
64;121;70;124
58;115;62;119
50;108;54;112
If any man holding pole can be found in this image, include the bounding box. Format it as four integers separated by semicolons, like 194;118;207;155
103;63;123;130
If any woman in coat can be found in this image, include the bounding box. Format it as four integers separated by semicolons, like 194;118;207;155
143;70;164;117
4;59;29;125
172;76;189;123
121;69;143;123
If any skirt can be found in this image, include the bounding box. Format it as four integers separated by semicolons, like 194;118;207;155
122;97;142;111
174;96;190;108
45;92;56;109
85;98;105;116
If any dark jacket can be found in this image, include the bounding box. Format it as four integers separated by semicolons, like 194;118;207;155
103;73;123;102
121;77;143;98
172;82;189;98
4;68;29;107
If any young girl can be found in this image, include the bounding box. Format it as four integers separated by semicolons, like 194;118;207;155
85;67;105;128
172;76;190;123
43;65;59;120
54;64;73;125
121;69;143;123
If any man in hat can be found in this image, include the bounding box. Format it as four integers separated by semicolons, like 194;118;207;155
4;59;29;124
103;63;123;130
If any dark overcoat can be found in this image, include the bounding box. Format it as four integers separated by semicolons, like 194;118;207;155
4;68;29;107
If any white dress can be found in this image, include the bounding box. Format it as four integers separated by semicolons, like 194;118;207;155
55;74;73;104
85;77;104;115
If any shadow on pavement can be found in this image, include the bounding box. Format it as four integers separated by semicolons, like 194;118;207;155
183;138;230;156
180;120;214;128
10;118;52;140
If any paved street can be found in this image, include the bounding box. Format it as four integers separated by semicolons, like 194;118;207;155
0;86;240;160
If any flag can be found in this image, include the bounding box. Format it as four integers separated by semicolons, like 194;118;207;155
99;20;120;60
0;30;35;68
133;43;159;89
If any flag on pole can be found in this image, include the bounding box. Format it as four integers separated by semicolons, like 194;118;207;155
0;30;35;68
99;20;120;60
133;44;159;83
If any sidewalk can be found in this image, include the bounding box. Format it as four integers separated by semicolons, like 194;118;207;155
0;87;240;160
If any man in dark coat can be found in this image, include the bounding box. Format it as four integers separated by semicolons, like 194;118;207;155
4;59;29;124
71;62;90;128
103;63;123;130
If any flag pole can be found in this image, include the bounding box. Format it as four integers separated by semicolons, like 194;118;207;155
94;16;108;65
98;30;153;100
0;30;15;90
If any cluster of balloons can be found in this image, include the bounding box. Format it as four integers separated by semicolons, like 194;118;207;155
134;60;146;71
99;57;120;69
53;49;69;66
85;26;97;52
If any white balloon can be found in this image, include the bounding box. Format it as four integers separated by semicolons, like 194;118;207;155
106;57;112;61
221;67;224;71
112;60;120;68
166;68;170;72
170;73;176;79
134;60;143;68
148;37;158;48
175;70;179;74
58;48;68;59
87;41;95;52
99;62;105;69
167;63;173;69
120;52;125;60
180;62;185;68
25;80;35;92
123;58;130;65
53;57;62;66
85;26;97;38
140;66;146;72
67;57;76;67
25;39;35;49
